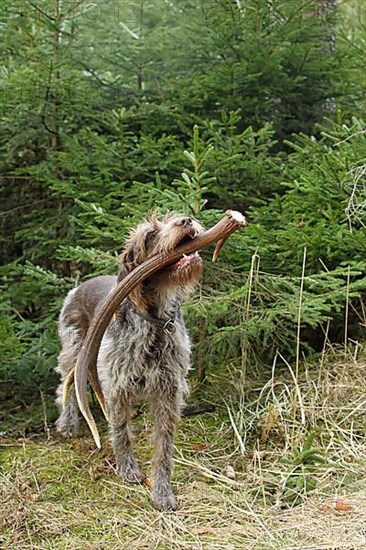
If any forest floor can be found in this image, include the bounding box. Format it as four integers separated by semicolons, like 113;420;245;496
1;348;366;550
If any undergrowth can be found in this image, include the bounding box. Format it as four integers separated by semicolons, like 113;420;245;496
1;348;366;549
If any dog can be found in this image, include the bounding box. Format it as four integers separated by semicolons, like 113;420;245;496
55;213;204;511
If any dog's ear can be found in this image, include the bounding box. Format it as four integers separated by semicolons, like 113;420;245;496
117;219;160;310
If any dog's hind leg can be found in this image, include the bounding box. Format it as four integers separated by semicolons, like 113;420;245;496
55;330;82;438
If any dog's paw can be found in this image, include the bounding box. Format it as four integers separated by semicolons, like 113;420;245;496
55;417;79;438
117;458;145;484
153;484;178;512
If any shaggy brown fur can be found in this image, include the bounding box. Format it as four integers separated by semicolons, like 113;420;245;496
55;214;204;511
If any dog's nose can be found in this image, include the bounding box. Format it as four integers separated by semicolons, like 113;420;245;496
176;217;193;227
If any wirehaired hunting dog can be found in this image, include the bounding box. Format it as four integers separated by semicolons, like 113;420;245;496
55;213;204;511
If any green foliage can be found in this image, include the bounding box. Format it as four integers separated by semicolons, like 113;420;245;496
243;119;366;274
184;119;366;370
0;264;68;393
166;0;340;136
0;298;59;395
0;306;24;378
10;317;60;394
278;431;328;505
0;0;365;396
196;111;281;209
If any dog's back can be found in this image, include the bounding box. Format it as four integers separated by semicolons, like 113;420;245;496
59;275;117;339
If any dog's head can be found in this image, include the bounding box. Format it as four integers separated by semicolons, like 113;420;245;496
117;213;204;310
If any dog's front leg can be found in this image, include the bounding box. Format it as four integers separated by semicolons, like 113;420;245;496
150;394;181;511
109;393;145;484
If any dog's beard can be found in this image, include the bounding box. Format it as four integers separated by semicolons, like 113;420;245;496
151;252;203;290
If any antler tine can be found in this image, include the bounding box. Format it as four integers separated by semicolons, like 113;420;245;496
74;210;246;447
63;368;108;420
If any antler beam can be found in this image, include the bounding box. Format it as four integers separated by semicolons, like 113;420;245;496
74;210;246;448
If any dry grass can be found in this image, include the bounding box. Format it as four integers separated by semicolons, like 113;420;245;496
1;349;366;549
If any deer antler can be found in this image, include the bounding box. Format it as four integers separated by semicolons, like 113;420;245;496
73;210;246;448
